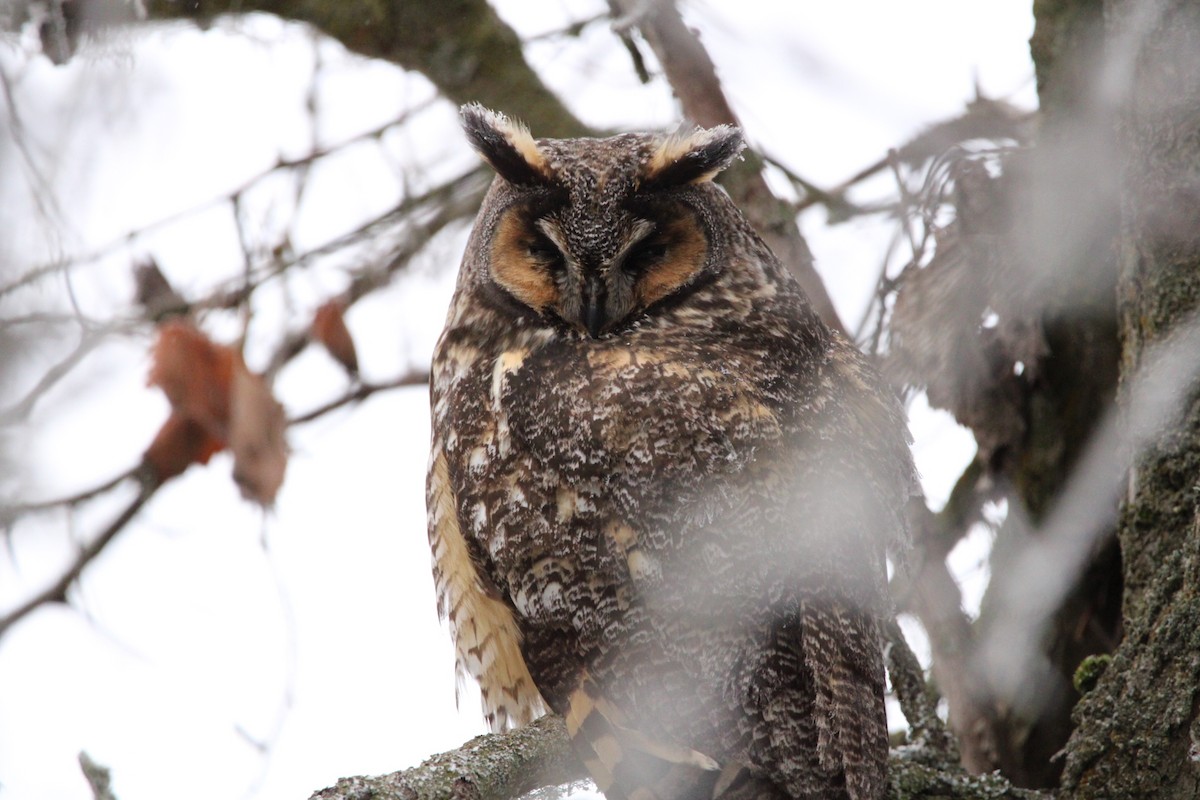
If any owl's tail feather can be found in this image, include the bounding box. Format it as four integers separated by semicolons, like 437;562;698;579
565;674;728;800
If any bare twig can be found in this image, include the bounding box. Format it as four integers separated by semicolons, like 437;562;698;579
0;99;437;302
760;152;881;220
0;471;160;638
262;168;488;380
793;100;1034;215
288;372;430;425
530;11;607;43
0;325;137;425
0;59;68;234
4;466;140;518
886;149;924;266
0;162;486;638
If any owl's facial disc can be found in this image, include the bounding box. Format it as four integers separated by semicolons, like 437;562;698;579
490;205;708;338
463;105;743;337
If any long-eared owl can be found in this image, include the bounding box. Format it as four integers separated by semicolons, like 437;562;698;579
427;105;915;800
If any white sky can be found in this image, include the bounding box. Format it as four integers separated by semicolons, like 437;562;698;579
0;2;1032;798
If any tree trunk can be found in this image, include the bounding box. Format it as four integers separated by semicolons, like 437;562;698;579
972;0;1123;786
1060;2;1200;796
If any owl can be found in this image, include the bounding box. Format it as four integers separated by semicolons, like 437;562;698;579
427;105;915;800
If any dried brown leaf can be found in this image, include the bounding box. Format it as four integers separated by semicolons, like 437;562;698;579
311;299;359;376
142;413;226;481
229;366;288;506
148;320;236;441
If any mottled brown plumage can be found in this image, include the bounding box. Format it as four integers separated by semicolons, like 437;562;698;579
427;106;915;800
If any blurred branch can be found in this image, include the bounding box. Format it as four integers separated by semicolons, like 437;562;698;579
134;0;591;139
891;465;1000;775
0;100;436;302
4;466;140;518
0;58;67;231
760;153;874;221
288;371;430;426
907;506;1001;776
0;163;485;652
790;97;1035;217
0;471;160;638
0;327;126;424
0;359;432;639
262;167;490;379
608;0;738;131
608;0;844;334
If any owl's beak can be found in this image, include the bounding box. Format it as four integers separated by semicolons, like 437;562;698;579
582;274;607;338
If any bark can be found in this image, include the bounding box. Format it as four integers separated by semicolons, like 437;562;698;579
1059;2;1200;796
910;0;1124;785
141;0;590;139
308;714;1045;800
310;715;583;800
608;0;843;333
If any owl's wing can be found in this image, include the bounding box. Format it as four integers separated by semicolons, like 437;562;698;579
427;444;548;732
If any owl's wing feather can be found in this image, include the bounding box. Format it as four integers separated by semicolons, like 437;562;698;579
427;446;547;732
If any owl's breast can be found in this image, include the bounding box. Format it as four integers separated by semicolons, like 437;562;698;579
440;331;784;608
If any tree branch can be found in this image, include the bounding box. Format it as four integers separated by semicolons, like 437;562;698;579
608;0;845;334
0;167;480;641
883;617;958;760
262;167;489;380
0;471;160;638
310;715;584;800
899;500;1003;776
288;371;430;426
3;466;140;519
135;0;591;140
310;713;1047;800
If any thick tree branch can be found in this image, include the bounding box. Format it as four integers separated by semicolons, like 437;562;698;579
138;0;591;140
311;713;1046;800
609;0;844;333
883;618;958;760
310;715;584;800
890;468;1000;775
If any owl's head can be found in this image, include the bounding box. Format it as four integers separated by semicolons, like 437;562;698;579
461;105;746;339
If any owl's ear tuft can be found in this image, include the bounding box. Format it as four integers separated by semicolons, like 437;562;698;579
461;104;553;186
642;125;745;188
